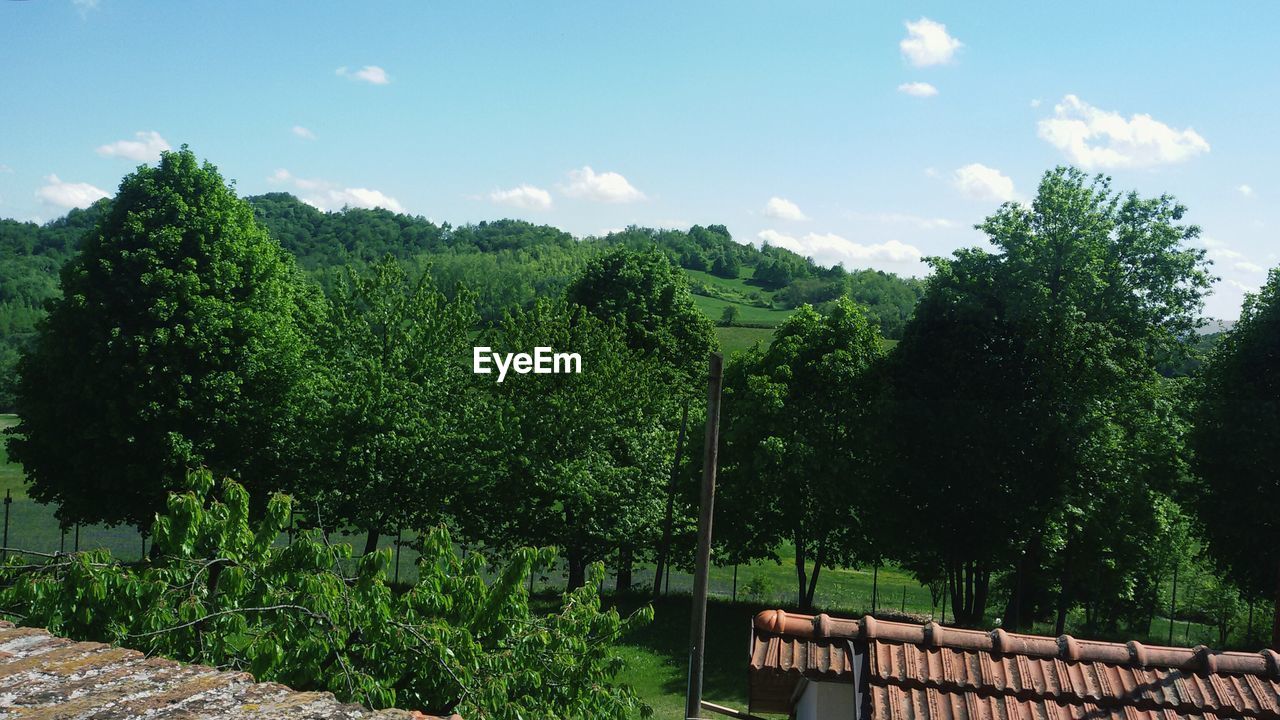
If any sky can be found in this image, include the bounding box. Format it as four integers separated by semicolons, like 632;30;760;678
2;1;1277;319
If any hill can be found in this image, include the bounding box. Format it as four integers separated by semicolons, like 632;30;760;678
0;194;926;410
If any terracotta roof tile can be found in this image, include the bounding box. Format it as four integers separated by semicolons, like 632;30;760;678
748;610;1280;719
0;621;457;719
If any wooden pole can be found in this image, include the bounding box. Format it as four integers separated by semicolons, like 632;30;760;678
901;586;906;613
654;401;690;598
685;353;723;720
1169;563;1178;645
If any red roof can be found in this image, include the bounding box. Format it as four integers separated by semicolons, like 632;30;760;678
749;609;1280;719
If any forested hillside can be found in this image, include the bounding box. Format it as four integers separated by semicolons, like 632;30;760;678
0;193;925;411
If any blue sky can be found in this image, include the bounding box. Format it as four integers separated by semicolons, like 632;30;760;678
2;1;1276;319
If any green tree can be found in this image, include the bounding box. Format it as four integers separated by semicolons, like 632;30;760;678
462;299;669;590
715;298;883;608
565;247;717;394
718;304;740;326
6;148;317;529
885;167;1211;630
1189;268;1280;646
303;256;480;553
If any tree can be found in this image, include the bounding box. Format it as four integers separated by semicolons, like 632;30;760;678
710;251;741;279
564;248;716;590
6;148;317;529
565;247;716;394
714;298;883;608
885;167;1212;629
718;305;740;326
460;299;670;590
302;256;481;553
1190;268;1280;646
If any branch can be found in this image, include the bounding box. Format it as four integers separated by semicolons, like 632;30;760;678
126;604;335;638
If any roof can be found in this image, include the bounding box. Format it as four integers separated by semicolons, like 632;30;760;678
0;621;457;719
749;609;1280;719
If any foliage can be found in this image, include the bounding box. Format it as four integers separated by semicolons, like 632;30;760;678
0;203;108;411
5;149;318;529
0;471;650;712
460;299;672;589
300;257;482;552
0;470;652;719
566;247;718;395
883;167;1212;630
714;298;883;608
1189;269;1280;605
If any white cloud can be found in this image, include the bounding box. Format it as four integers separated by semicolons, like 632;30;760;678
96;131;171;162
952;163;1018;202
923;167;941;179
897;82;939;98
900;18;962;67
72;0;99;16
336;65;390;85
855;212;956;230
1029;99;1042;108
1226;278;1259;294
764;196;808;221
1235;261;1266;274
268;169;404;213
292;125;317;141
0;164;12;173
1238;184;1254;197
559;166;645;203
490;184;553;210
36;174;109;209
757;229;922;267
1037;95;1209;169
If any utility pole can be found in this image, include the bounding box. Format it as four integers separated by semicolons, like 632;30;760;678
685;353;723;720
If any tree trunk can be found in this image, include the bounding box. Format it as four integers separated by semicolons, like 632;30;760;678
615;546;633;593
652;401;689;599
567;550;587;591
363;526;381;556
794;536;809;609
1054;564;1071;637
804;553;824;609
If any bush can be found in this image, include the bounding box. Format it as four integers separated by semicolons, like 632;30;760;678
0;470;652;719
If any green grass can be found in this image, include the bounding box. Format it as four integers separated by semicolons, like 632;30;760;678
714;326;774;356
690;294;793;327
0;414;22;499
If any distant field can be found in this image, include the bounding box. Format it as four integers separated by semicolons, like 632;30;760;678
714;325;774;356
690;293;794;327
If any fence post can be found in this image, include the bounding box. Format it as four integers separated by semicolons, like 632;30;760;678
2;489;10;560
901;586;907;613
